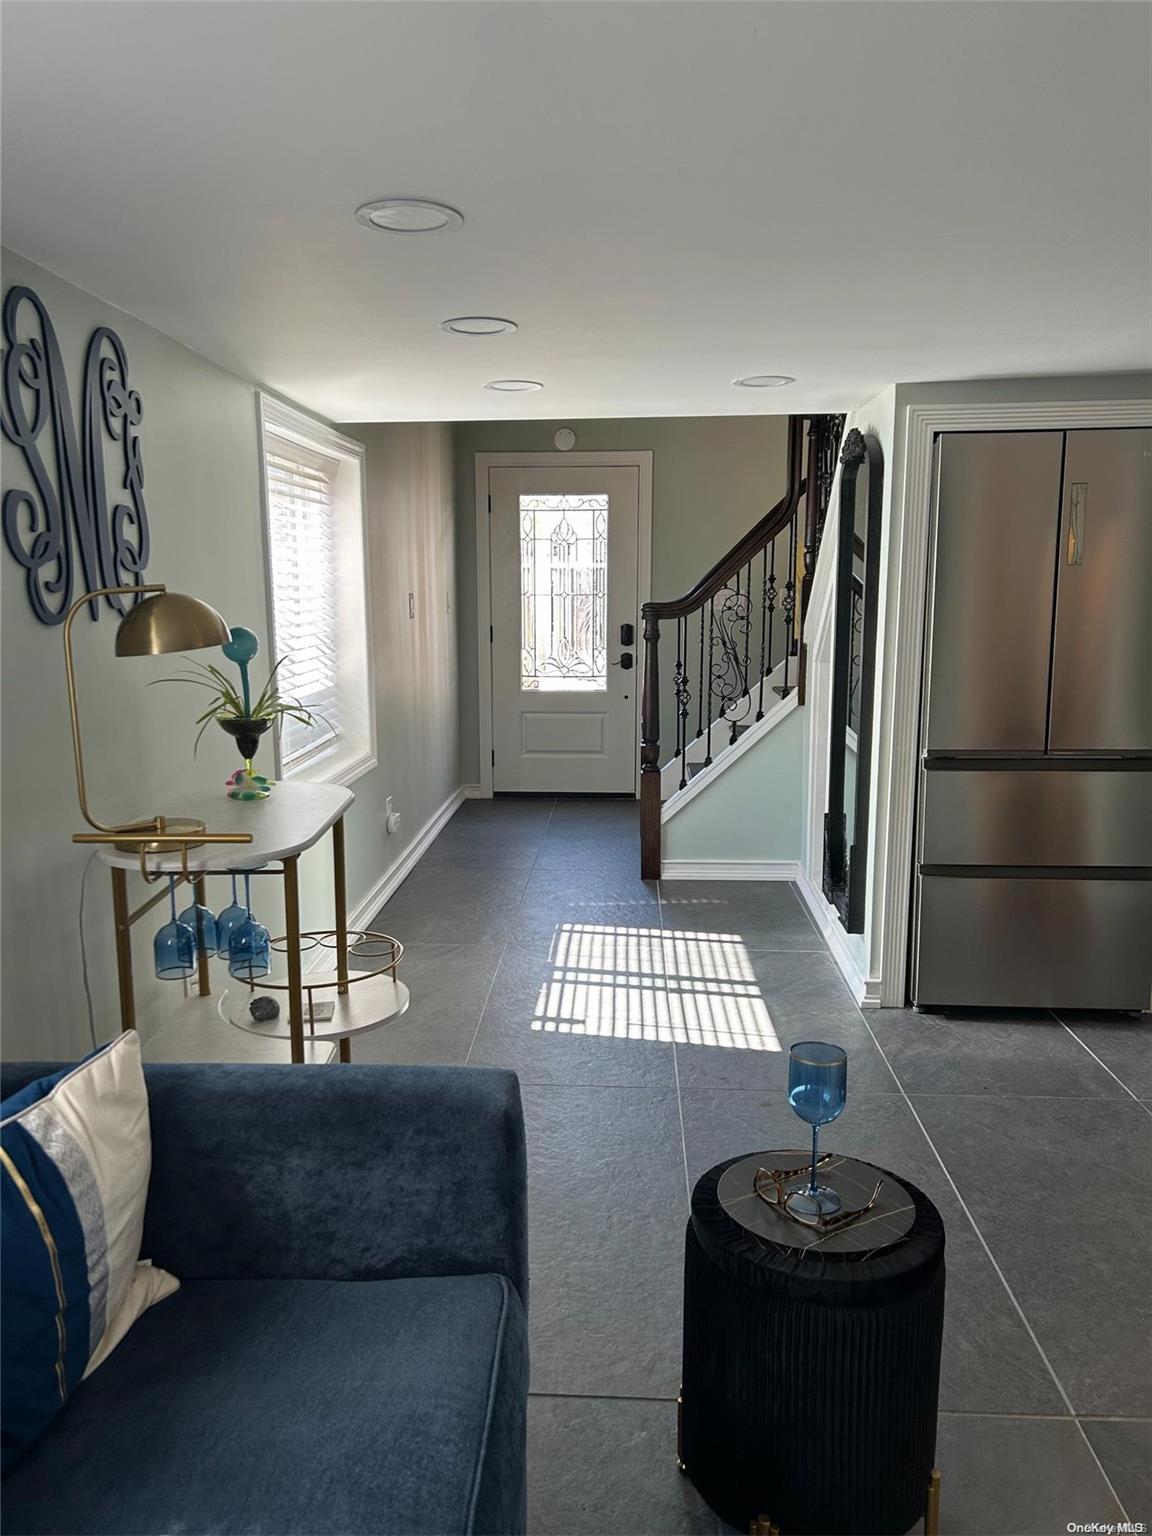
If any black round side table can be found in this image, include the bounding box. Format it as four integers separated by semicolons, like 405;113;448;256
679;1150;945;1536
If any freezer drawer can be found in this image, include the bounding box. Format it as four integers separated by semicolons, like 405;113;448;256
914;875;1152;1010
925;432;1064;753
1050;429;1152;753
919;767;1152;867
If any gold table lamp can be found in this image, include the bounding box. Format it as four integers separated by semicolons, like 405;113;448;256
64;583;252;855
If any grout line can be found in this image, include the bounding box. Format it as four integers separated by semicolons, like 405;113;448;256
785;877;826;940
464;797;556;1067
660;878;694;1209
854;1006;1132;1523
1050;1010;1152;1119
528;1390;680;1404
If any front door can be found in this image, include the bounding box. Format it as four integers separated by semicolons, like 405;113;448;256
489;465;641;793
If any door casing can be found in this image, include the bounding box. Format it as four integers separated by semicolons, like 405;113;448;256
474;450;653;798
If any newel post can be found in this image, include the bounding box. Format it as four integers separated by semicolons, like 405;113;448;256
640;608;662;880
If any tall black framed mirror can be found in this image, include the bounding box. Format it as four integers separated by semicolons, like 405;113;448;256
823;429;883;932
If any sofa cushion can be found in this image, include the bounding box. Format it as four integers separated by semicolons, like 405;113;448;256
1;1035;178;1471
2;1272;529;1536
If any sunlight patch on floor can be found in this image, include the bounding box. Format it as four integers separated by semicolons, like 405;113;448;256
532;923;780;1050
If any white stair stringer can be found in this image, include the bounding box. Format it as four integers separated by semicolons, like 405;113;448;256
660;655;796;799
661;683;799;823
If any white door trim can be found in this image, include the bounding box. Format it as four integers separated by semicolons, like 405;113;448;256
474;450;654;798
876;396;1152;1007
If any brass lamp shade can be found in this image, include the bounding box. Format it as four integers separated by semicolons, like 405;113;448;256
115;591;230;657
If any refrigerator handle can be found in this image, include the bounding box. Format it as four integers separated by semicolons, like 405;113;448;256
1066;482;1087;566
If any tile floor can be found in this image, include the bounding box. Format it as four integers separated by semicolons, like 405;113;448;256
359;796;1151;1536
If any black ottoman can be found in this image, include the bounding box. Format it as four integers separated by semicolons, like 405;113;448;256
679;1151;945;1536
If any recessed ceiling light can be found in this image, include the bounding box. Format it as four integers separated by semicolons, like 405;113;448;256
355;198;463;234
733;374;795;388
484;379;543;393
441;316;518;336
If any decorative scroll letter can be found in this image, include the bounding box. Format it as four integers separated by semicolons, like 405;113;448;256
1;285;150;624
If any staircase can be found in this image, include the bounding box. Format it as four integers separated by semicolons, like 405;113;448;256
639;413;845;877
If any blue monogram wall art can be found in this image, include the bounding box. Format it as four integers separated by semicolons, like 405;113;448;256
1;284;151;624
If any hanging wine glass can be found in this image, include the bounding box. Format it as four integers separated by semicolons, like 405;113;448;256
786;1041;848;1219
215;873;247;959
155;876;196;981
176;893;217;959
228;873;270;981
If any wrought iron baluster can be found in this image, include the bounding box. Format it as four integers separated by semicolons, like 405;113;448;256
675;616;691;790
705;596;716;766
696;607;705;740
767;538;778;677
781;510;797;695
737;558;753;743
757;543;769;721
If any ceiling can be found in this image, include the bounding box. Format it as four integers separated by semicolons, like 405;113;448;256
3;1;1149;423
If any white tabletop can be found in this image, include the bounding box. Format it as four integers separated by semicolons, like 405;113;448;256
97;781;354;872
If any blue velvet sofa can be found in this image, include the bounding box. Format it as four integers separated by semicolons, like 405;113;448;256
1;1061;530;1536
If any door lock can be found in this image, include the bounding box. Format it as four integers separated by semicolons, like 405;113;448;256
614;653;634;671
620;623;635;646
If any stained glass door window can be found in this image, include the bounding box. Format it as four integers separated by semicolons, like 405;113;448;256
520;494;608;691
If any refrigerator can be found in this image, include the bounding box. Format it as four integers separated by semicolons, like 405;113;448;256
911;428;1152;1011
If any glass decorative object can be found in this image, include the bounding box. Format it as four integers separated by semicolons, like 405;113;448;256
786;1041;848;1218
215;874;248;959
176;898;217;959
154;876;196;981
228;874;270;981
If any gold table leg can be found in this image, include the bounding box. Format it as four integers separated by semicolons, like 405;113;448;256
283;855;304;1064
749;1518;779;1536
110;867;136;1032
925;1467;942;1536
338;1038;351;1063
194;875;211;997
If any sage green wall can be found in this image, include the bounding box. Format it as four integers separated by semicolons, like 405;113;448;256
338;422;459;914
0;252;460;1060
662;707;804;863
452;415;790;784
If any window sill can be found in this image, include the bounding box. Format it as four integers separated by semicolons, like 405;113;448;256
283;741;377;790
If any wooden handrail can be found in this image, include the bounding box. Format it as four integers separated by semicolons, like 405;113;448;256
642;414;807;621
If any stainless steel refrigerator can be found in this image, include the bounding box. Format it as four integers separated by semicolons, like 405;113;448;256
912;427;1152;1011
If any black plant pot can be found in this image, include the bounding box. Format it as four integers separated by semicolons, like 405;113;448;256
219;715;273;764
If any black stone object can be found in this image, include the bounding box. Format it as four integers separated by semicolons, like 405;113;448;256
220;715;273;763
249;995;280;1023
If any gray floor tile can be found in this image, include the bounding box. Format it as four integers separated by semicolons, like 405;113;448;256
1080;1419;1152;1524
658;882;822;951
469;945;677;1087
678;1089;1064;1416
669;947;896;1094
870;1008;1130;1100
522;1085;687;1399
372;864;532;946
1055;1011;1152;1101
913;1094;1152;1416
931;1414;1125;1534
509;872;660;953
528;1396;716;1536
347;942;498;1066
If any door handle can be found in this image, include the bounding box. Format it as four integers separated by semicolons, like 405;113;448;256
1066;483;1087;565
611;653;634;670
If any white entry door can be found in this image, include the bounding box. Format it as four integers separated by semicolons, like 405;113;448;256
489;465;642;793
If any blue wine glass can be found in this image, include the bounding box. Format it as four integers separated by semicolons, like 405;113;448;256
229;874;270;982
176;897;217;959
215;873;247;958
155;876;196;981
787;1041;848;1218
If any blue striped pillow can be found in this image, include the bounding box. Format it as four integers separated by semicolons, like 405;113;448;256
1;1033;178;1468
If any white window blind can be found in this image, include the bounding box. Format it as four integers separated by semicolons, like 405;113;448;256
265;431;341;767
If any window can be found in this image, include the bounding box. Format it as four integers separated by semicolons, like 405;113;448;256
520;493;608;691
259;395;374;784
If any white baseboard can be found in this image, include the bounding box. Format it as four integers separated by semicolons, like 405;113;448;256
794;870;881;1007
460;783;487;799
338;785;467;942
661;859;801;881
